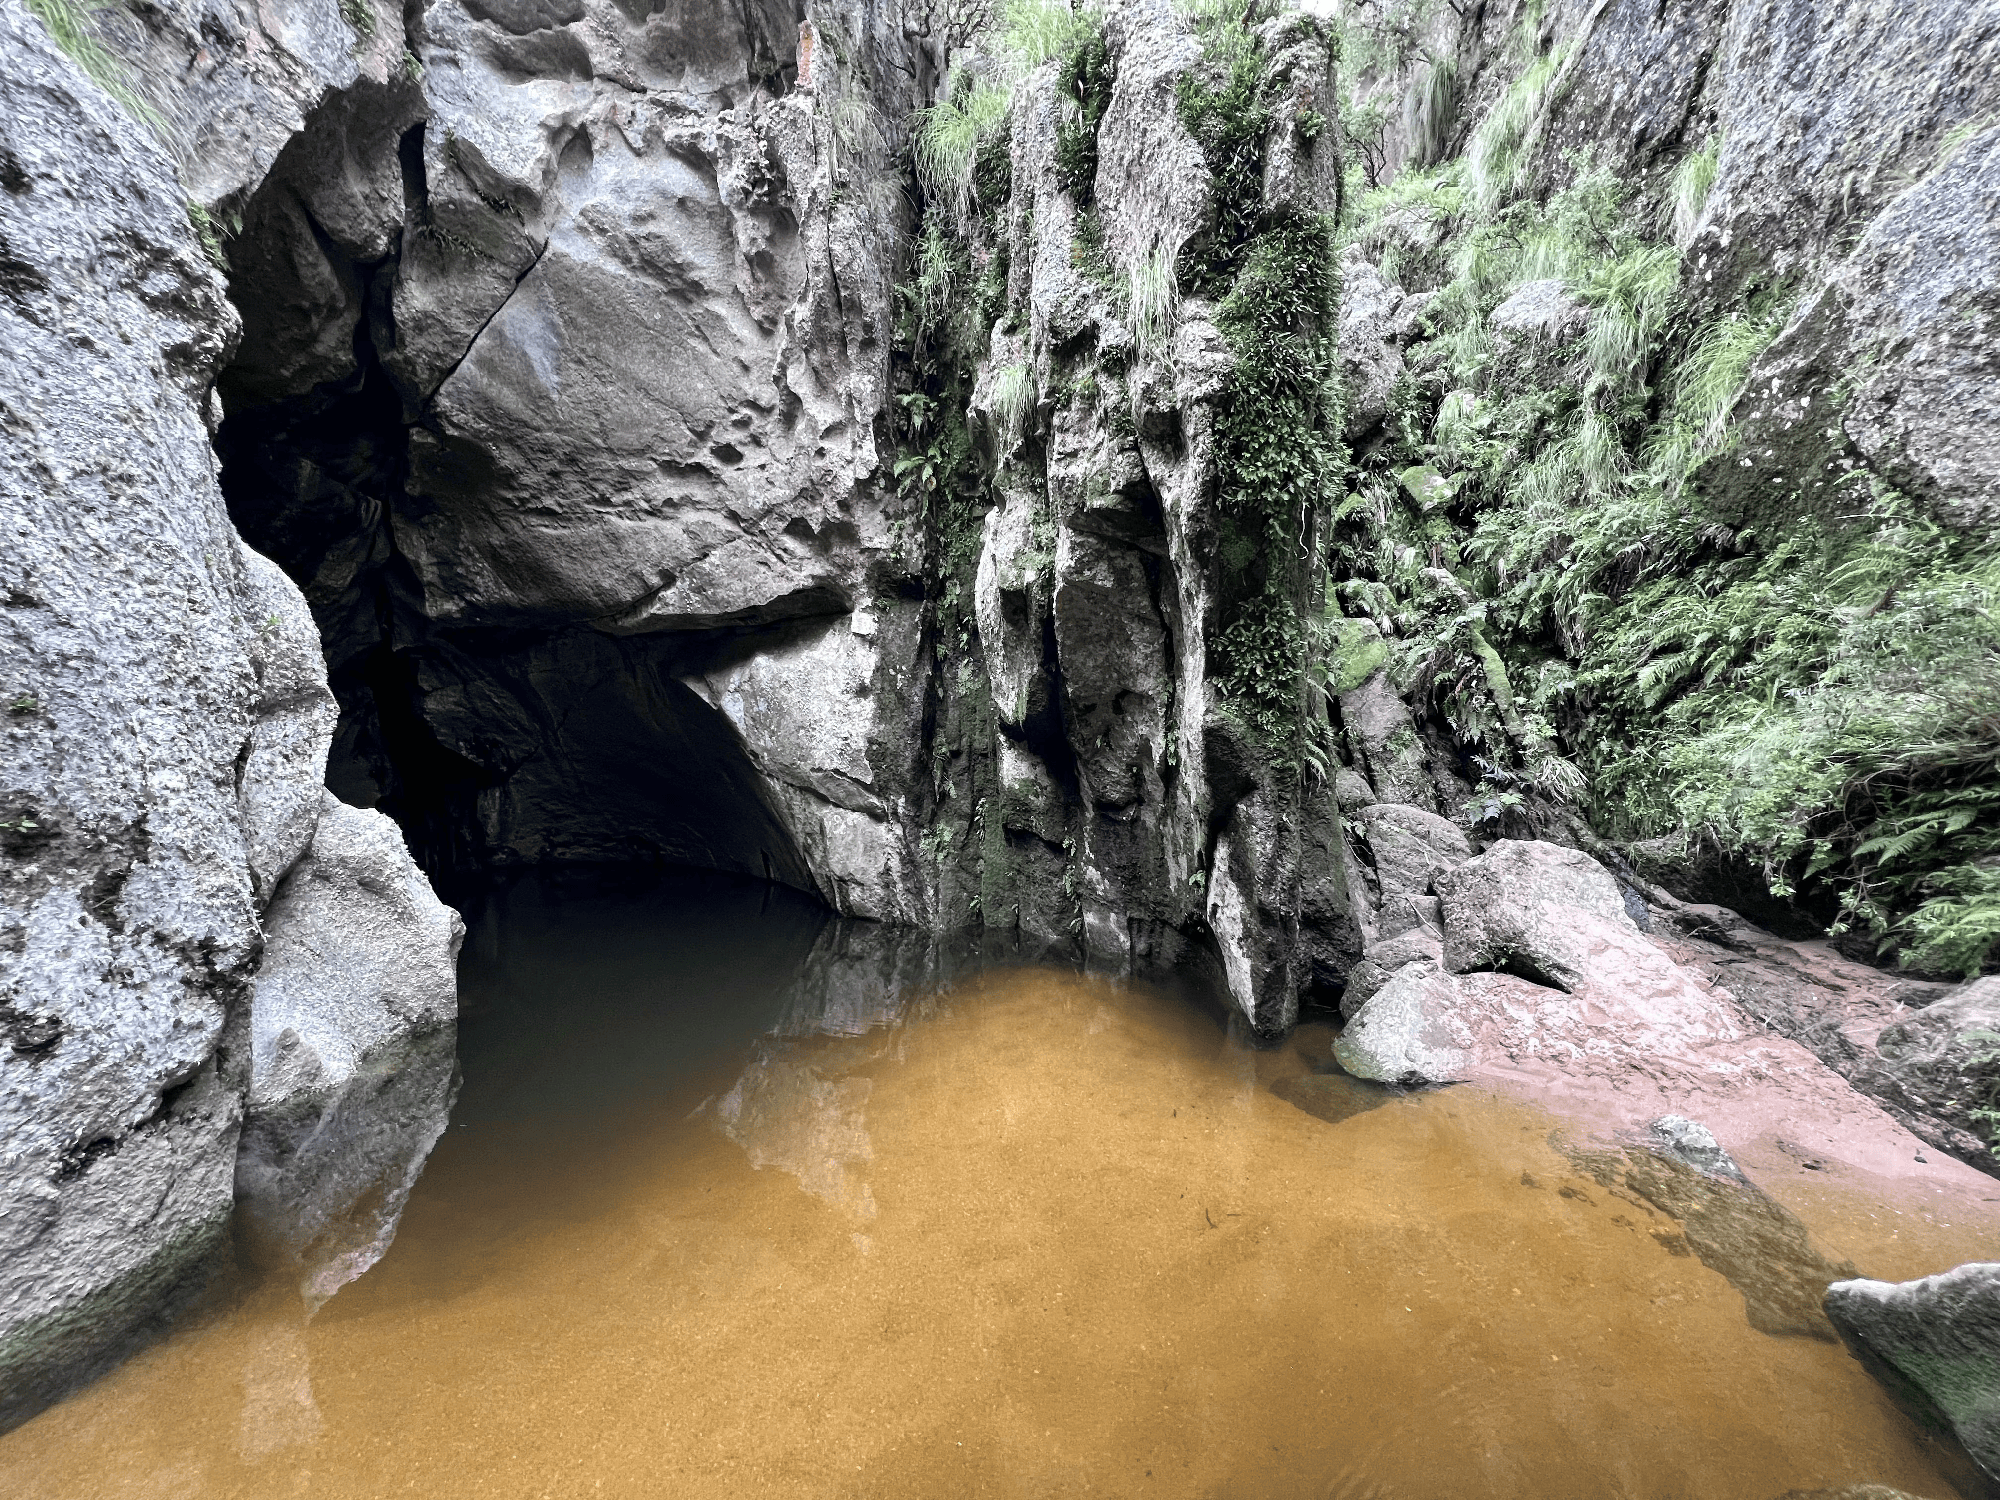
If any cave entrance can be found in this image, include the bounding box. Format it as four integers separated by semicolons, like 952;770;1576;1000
208;85;818;900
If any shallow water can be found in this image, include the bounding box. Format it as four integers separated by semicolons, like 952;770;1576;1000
1;872;1993;1499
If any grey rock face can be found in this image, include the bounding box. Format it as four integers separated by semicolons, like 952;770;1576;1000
1437;838;1634;989
688;613;931;921
212;0;929;924
1;4;265;1421
1707;122;2000;531
1337;248;1407;441
1695;0;2000;307
1338;666;1435;810
389;0;891;636
1;2;461;1428
236;796;463;1309
1487;277;1586;344
129;0;413;209
1356;803;1471;901
1860;977;2000;1169
1826;1261;2000;1481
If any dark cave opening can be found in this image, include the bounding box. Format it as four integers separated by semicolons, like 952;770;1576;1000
209;104;822;902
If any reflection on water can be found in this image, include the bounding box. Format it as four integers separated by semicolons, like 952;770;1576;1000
1558;1139;1860;1343
2;869;1996;1499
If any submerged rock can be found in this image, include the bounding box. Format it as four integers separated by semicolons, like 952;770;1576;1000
235;797;464;1310
1564;1138;1855;1343
1825;1262;2000;1482
1646;1114;1750;1185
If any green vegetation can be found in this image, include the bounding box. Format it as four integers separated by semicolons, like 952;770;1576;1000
1331;41;2000;974
1175;2;1345;765
23;0;162;127
186;201;230;271
1966;1029;2000;1154
913;75;1011;222
1053;21;1113;201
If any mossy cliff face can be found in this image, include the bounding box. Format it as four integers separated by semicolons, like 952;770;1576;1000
893;0;1357;1031
4;0;2000;1427
885;0;1999;1016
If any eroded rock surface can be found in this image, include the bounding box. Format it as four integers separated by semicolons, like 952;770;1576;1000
236;797;463;1309
1;1;461;1429
1826;1262;2000;1482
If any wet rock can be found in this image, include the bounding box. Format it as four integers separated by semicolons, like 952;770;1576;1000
1339;659;1436;810
1563;1139;1856;1342
1437;838;1635;990
1646;1115;1750;1185
1053;529;1170;814
1357;803;1471;901
1338;249;1407;440
235;796;463;1310
1269;1068;1395;1128
1333;967;1553;1084
1826;1261;2000;1481
1859;977;2000;1175
0;6;331;1430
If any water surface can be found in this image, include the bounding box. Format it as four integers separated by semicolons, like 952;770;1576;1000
1;872;1992;1498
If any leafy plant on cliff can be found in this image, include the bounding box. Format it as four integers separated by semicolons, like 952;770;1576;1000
1334;50;2000;969
24;0;163;128
1176;3;1346;761
1053;19;1113;201
914;73;1011;223
994;0;1098;72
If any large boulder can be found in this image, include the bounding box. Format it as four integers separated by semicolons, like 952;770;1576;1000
1825;1262;2000;1482
1438;838;1635;989
0;6;464;1428
1339;840;1747;1085
1358;803;1471;901
235;797;464;1309
1334;967;1558;1083
1;7;274;1426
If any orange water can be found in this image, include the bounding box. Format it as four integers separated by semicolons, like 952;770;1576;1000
1;947;1990;1498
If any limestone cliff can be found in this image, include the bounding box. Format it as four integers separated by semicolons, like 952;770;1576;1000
0;0;459;1427
3;0;1998;1433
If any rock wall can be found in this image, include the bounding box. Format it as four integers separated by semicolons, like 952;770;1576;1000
0;0;459;1429
207;0;940;919
4;0;1999;1429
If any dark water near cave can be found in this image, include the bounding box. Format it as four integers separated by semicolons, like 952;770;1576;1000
0;872;1992;1498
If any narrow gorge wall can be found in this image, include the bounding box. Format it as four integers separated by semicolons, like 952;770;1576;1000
3;0;1998;1435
